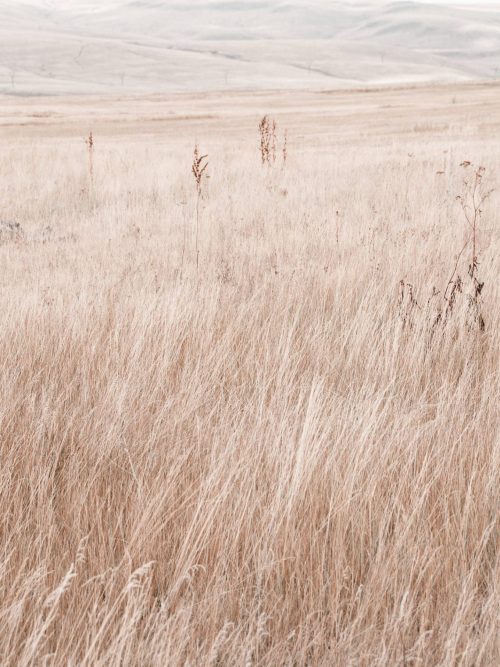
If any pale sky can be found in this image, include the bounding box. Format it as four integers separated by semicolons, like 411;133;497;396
32;0;500;5
20;0;500;15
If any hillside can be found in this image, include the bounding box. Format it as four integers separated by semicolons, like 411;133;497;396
1;1;500;94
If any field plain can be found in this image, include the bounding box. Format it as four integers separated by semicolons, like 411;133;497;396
0;82;499;665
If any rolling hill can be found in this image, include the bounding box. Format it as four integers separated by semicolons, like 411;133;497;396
1;0;499;94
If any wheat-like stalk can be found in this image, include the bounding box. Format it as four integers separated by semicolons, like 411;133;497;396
259;115;277;165
191;145;208;270
85;130;94;186
192;144;208;195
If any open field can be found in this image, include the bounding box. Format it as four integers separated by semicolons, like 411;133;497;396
0;82;499;665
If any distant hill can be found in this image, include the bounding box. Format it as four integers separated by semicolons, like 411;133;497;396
1;0;499;94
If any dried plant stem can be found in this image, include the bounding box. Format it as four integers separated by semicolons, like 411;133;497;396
195;191;200;270
177;201;188;279
85;131;94;188
191;145;209;270
444;235;470;302
259;116;277;166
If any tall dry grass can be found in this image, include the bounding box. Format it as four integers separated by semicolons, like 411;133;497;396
0;102;498;665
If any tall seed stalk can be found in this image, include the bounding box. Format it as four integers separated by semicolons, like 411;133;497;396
191;145;208;270
258;116;277;166
85;131;94;188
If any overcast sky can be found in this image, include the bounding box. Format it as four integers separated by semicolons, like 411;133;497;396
417;0;499;4
24;0;500;13
36;0;500;5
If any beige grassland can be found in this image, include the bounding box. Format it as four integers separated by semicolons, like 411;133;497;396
0;83;499;666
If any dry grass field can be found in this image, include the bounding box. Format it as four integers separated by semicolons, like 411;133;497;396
0;83;499;666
